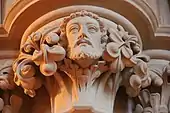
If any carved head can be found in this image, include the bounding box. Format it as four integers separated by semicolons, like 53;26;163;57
60;10;107;62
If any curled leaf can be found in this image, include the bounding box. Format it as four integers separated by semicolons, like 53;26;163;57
133;104;143;113
130;74;141;90
134;61;148;77
32;50;43;65
139;89;150;107
106;42;120;58
32;32;42;42
110;58;124;73
21;65;35;78
47;45;66;61
108;28;123;42
150;93;160;109
121;46;133;59
143;107;153;113
23;44;34;53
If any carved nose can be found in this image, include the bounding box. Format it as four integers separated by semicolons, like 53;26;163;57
78;33;87;39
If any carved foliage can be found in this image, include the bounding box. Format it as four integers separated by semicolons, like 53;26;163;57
103;25;139;73
13;31;66;97
133;89;168;113
13;23;154;99
102;25;153;97
12;11;164;101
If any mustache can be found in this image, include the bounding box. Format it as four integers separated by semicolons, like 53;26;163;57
74;38;93;47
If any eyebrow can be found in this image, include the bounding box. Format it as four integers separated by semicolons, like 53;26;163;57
67;22;79;28
86;22;98;26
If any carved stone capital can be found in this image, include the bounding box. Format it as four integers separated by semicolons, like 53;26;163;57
11;6;169;113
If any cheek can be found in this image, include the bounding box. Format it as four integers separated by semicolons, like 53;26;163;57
67;34;79;45
90;34;102;48
66;33;73;44
91;34;102;42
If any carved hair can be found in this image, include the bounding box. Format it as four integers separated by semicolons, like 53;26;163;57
60;10;105;33
59;10;107;47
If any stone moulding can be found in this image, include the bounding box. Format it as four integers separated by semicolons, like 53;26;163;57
2;0;170;41
126;0;170;38
0;0;39;39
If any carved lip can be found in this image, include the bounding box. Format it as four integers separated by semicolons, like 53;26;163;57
76;39;92;46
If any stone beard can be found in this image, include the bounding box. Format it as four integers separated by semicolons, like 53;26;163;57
67;42;103;60
65;16;104;61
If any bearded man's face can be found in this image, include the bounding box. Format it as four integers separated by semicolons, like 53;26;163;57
66;16;103;60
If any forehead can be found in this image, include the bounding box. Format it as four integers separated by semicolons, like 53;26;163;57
66;16;99;27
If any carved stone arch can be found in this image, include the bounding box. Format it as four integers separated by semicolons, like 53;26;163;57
2;0;167;50
21;5;142;47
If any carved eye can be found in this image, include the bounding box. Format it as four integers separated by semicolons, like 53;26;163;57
69;24;79;34
88;25;98;33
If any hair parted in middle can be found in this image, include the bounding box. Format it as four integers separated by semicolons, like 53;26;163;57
59;10;108;48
